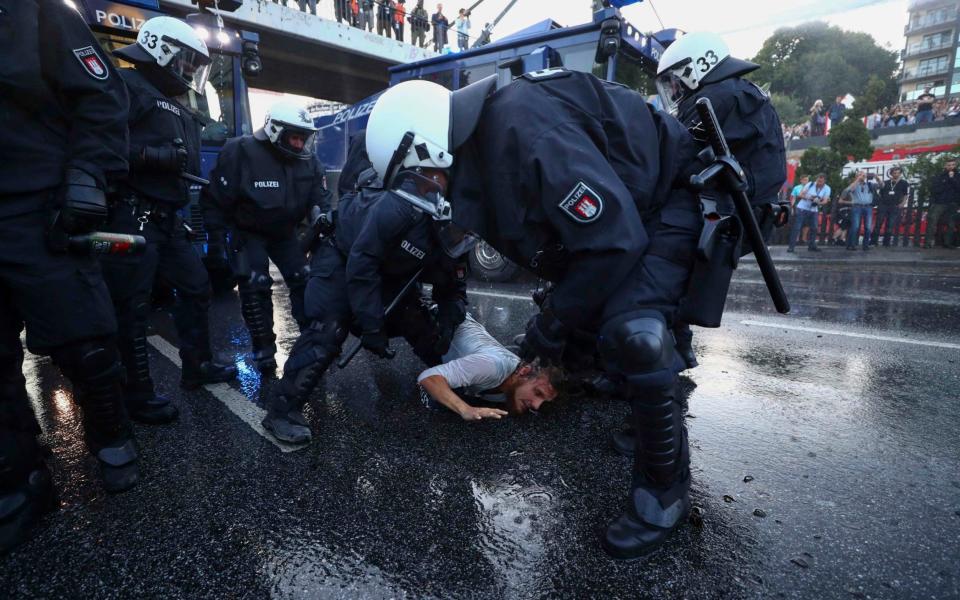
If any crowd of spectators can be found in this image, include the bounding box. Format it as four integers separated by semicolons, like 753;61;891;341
782;89;960;141
270;0;470;51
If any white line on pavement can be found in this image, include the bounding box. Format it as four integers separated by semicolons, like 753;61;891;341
467;289;536;302
147;335;306;453
739;320;960;350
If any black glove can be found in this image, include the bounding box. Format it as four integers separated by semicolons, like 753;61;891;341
361;330;394;359
139;144;188;173
521;310;570;366
56;168;108;234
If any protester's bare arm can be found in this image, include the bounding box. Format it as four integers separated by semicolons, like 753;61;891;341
419;375;508;421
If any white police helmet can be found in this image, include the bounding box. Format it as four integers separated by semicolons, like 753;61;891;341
365;80;454;187
115;16;212;94
258;102;319;159
655;31;758;115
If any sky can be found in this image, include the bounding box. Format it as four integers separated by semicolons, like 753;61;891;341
251;0;912;119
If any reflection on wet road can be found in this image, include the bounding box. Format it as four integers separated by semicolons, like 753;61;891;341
2;262;959;599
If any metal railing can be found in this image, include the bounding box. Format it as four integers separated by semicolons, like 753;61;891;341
905;10;958;33
901;63;951;80
904;38;954;57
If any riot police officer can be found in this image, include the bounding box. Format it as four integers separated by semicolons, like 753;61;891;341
1;0;141;552
656;31;787;370
101;16;236;423
202;102;332;371
368;72;707;558
263;100;473;444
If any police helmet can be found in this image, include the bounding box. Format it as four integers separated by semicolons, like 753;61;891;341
655;32;759;115
256;102;319;160
115;16;211;95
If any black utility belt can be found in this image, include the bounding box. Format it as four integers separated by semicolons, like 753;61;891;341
115;195;182;231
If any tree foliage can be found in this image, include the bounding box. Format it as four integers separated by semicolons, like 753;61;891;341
751;22;898;112
798;147;847;200
907;149;960;205
770;93;806;126
850;75;892;119
828;118;872;162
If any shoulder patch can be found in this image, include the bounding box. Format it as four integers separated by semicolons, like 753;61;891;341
73;46;109;81
559;182;603;224
521;68;571;82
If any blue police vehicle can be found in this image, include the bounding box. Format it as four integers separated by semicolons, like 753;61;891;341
314;1;678;280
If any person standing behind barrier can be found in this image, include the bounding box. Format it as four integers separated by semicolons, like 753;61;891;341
334;0;345;23
873;167;908;247
296;0;317;15
392;0;406;41
361;0;375;31
378;0;394;38
927;159;960;248
788;174;830;252
455;8;470;51
410;0;430;48
840;171;877;251
432;3;449;51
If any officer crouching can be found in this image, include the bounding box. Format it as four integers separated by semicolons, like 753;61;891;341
202;102;332;371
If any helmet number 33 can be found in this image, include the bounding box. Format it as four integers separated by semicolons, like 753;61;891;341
696;50;719;73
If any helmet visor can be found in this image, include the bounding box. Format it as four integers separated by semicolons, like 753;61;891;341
655;71;687;116
392;169;450;220
278;126;318;159
165;40;212;94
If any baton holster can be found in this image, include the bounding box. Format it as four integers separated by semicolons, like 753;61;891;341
677;196;742;328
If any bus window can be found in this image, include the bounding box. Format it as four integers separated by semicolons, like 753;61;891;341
613;52;655;98
460;61;496;87
186;54;237;146
555;42;605;78
421;69;455;90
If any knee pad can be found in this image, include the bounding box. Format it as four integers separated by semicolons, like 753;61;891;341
283;320;348;375
240;272;273;294
51;338;122;384
599;311;681;389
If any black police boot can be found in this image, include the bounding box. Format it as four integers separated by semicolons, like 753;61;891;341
180;354;237;390
121;333;178;424
673;323;698;370
93;439;140;494
239;285;278;372
262;355;328;444
603;385;690;560
0;464;57;554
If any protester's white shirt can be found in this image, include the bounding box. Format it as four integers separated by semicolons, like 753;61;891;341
417;314;520;397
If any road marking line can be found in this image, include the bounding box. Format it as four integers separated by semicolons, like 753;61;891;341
467;289;536;302
147;335;306;453
739;320;960;350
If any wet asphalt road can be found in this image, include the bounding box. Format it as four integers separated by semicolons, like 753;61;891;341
2;259;960;599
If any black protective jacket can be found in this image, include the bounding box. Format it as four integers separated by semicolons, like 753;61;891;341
0;0;128;211
335;189;467;333
930;171;960;205
677;77;786;207
119;68;202;209
202;135;332;239
450;70;699;329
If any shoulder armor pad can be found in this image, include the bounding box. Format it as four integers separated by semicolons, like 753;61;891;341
521;68;572;82
748;81;770;99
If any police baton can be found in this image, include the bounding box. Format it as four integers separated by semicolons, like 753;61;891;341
171;138;210;186
691;97;790;314
337;267;425;369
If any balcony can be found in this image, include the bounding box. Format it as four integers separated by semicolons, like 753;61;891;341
908;0;958;11
905;10;958;34
903;38;955;58
901;63;951;81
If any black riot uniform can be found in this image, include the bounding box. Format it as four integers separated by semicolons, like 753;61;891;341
263;185;468;444
449;70;704;558
671;70;787;369
0;0;140;551
201;133;332;370
99;63;236;420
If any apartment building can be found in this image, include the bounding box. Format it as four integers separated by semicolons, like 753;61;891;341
899;0;960;101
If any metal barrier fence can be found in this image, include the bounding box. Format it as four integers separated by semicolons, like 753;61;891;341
768;187;947;247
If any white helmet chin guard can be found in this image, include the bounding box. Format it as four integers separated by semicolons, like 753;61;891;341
261;101;319;159
655;31;757;115
365;80;454;187
117;16;212;94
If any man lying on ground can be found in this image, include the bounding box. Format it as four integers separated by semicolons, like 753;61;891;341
417;313;563;420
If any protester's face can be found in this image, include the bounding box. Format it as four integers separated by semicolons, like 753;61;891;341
816;176;826;186
890;169;901;180
506;369;557;415
800;176;809;185
947;161;957;172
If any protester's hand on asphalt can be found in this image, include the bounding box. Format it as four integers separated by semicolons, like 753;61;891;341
460;406;508;421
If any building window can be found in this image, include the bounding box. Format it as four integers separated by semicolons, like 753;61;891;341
918;55;950;76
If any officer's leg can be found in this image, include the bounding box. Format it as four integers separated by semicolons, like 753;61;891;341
159;229;237;389
101;216;178;424
0;293;55;554
600;206;700;559
672;321;697;370
235;236;278;371
268;237;310;331
5;208;138;493
263;243;350;444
